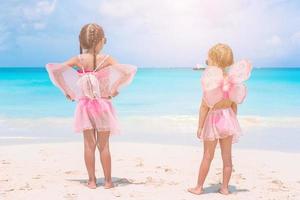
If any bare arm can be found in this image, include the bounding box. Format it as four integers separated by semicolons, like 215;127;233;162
105;57;120;97
62;56;79;68
197;99;210;138
52;56;79;101
106;56;118;65
198;99;210;129
105;56;137;97
231;102;237;115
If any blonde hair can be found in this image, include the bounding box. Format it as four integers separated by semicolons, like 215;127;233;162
208;43;234;68
79;23;105;69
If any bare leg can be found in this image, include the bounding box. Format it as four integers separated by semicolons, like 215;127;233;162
96;131;113;189
219;136;233;195
83;129;97;189
188;140;218;195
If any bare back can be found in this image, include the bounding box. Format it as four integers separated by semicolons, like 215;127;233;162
77;53;109;71
212;99;234;110
210;71;236;110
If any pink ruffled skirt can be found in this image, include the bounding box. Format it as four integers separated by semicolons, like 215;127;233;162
74;97;120;134
200;108;241;143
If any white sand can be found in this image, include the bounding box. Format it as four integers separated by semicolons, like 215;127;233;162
0;142;299;200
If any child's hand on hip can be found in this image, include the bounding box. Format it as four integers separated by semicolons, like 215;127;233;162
65;94;74;101
110;90;119;98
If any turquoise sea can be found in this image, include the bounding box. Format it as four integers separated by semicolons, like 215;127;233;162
0;68;300;152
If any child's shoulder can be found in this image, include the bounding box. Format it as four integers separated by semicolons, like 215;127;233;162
62;55;81;68
105;55;118;65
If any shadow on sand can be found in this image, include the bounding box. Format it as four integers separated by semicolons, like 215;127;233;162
66;177;146;187
203;183;249;194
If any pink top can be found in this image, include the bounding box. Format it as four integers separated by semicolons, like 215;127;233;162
201;60;252;107
45;54;137;101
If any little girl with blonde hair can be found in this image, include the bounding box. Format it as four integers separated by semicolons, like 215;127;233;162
189;43;252;195
46;23;137;189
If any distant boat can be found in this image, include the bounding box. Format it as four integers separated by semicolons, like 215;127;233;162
193;64;205;70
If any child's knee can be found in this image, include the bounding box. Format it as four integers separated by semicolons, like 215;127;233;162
97;143;109;152
85;143;96;152
203;153;214;162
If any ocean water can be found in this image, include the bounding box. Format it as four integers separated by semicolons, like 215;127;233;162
1;67;300;118
0;67;300;151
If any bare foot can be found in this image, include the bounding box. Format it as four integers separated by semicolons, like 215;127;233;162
188;186;203;195
87;181;97;189
219;188;230;195
104;181;114;189
86;177;97;189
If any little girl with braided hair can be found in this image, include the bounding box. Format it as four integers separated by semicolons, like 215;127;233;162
46;23;137;189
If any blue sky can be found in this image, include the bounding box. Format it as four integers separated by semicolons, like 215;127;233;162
0;0;300;67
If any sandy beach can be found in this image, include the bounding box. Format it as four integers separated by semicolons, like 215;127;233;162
1;1;300;200
1;142;299;200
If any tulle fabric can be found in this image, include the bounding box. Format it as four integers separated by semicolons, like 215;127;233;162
46;62;137;100
109;64;137;92
45;63;82;100
200;108;241;143
45;55;137;134
201;60;252;107
74;97;120;134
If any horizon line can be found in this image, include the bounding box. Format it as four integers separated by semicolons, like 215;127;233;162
0;66;300;69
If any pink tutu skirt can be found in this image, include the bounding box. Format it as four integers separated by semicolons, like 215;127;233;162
200;108;241;143
74;97;120;134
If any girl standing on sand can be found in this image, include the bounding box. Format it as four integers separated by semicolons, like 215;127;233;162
46;23;137;189
188;43;252;195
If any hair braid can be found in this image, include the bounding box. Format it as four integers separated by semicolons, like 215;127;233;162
79;23;106;69
87;24;97;69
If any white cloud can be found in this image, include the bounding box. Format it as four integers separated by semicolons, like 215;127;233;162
21;0;57;30
291;31;300;45
96;0;300;67
0;0;57;55
266;35;282;46
22;0;57;20
1;0;299;66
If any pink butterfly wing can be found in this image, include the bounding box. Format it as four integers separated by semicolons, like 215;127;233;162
228;83;247;104
201;66;224;107
201;66;224;90
46;63;81;100
228;60;252;84
228;60;252;104
203;87;224;107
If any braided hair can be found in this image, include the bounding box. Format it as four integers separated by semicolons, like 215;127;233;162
79;23;105;69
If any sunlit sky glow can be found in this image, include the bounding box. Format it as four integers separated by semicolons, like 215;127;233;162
0;0;300;67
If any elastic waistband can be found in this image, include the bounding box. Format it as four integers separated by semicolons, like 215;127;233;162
209;107;233;113
79;97;111;101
